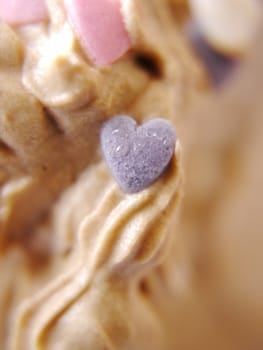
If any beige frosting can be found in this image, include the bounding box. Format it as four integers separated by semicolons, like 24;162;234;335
0;0;203;349
0;0;203;241
11;148;183;350
1;0;263;349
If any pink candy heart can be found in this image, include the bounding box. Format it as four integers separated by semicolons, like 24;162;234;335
0;0;47;25
64;0;132;66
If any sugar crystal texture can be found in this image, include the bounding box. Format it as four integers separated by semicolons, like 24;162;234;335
101;116;176;193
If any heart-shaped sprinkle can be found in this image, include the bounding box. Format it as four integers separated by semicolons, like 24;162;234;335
64;0;132;66
101;115;176;193
0;0;47;25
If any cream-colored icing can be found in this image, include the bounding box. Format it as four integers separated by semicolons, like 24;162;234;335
0;1;204;349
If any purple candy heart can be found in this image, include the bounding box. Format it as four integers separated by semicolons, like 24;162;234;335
100;115;176;193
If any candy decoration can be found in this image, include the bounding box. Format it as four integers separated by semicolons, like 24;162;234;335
101;115;176;193
0;0;47;25
64;0;132;66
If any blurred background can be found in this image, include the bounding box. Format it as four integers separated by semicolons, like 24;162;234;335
169;1;263;349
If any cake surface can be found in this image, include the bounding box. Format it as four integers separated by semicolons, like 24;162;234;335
0;1;262;349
